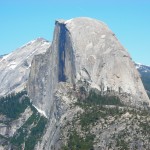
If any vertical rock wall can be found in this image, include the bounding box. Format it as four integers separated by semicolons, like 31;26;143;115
27;20;76;117
27;17;150;149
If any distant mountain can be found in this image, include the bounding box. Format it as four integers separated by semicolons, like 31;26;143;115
0;54;7;58
135;63;150;73
0;38;50;96
135;63;150;98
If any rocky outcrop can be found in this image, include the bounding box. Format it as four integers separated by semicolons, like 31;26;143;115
0;17;149;150
27;20;76;117
27;17;150;149
27;22;77;149
0;38;50;96
0;107;32;137
28;17;149;117
64;18;149;107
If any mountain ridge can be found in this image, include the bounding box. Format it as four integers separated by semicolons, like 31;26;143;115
0;17;150;150
28;17;149;118
0;38;51;96
26;17;150;149
135;63;150;98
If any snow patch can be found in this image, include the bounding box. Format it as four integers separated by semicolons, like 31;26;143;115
26;64;31;69
20;40;36;48
90;82;100;91
76;73;81;80
101;35;106;38
136;66;140;69
30;40;36;44
121;112;132;119
7;61;17;70
65;19;73;24
26;48;39;59
135;62;150;72
136;62;150;68
136;62;142;66
41;42;50;47
0;53;12;63
33;105;48;118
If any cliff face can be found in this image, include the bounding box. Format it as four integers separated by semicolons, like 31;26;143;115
27;17;150;149
0;17;149;149
0;38;50;96
27;22;78;149
27;20;76;117
64;18;149;106
28;17;149;117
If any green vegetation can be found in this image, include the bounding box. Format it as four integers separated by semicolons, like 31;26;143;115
116;138;129;150
10;111;39;146
11;104;48;150
79;106;122;130
139;121;150;135
0;91;30;119
76;90;123;107
63;130;94;150
148;92;150;99
0;90;48;150
63;89;150;149
76;90;123;130
25;116;47;150
63;90;124;149
141;73;150;92
140;71;150;98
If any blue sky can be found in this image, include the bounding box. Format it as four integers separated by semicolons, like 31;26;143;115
0;0;150;65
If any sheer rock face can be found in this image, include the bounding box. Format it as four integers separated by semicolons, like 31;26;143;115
27;17;150;149
0;38;50;96
28;17;149;117
64;17;149;106
27;20;80;149
27;20;76;117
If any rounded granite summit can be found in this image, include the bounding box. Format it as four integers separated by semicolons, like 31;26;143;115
56;17;113;39
55;17;149;107
28;17;150;121
27;17;150;149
